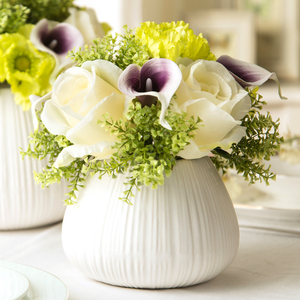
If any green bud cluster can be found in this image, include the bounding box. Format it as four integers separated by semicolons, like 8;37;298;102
211;87;283;185
0;1;29;33
68;26;150;70
87;101;200;204
22;87;283;204
22;101;200;205
0;0;75;34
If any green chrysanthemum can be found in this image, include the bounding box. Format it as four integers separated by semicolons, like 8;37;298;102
0;33;18;82
2;33;55;109
135;21;216;62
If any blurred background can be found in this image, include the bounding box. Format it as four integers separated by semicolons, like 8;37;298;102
74;0;300;136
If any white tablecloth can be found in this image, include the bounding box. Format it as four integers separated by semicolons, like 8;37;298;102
0;222;299;300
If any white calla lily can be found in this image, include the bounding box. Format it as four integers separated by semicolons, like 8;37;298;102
118;58;182;130
30;18;84;81
217;55;287;100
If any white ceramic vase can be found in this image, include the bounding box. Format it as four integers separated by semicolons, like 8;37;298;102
62;157;239;288
0;86;67;230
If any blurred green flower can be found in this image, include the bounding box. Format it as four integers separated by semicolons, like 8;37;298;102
0;1;30;34
1;32;55;109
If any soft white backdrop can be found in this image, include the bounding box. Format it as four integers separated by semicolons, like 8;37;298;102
74;0;182;33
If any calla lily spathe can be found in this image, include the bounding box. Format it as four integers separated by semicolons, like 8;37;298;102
217;55;287;100
118;58;182;130
30;18;84;81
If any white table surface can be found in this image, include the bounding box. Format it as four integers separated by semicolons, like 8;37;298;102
0;222;299;300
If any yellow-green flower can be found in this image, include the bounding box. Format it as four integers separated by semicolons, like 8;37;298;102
2;33;55;110
135;21;216;62
17;24;35;39
13;92;32;111
0;33;19;82
0;47;5;82
35;51;56;96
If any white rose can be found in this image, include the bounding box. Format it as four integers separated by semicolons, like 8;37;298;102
174;58;251;159
65;8;105;46
40;59;126;167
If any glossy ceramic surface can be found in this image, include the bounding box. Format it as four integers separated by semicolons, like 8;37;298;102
62;157;239;288
0;261;68;300
0;87;67;230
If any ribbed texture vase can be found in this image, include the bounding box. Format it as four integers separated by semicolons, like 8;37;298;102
62;157;239;288
0;86;67;230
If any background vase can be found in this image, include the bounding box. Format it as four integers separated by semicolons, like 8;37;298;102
62;157;239;289
0;86;67;230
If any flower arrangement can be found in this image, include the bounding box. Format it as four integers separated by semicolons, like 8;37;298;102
22;21;285;205
0;0;109;109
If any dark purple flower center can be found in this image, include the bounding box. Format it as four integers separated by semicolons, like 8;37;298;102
138;64;169;93
41;25;73;55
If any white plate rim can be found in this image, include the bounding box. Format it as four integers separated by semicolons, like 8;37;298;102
0;261;69;300
234;203;300;213
0;265;31;300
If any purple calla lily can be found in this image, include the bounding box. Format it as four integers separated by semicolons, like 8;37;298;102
30;19;84;80
118;58;182;130
217;55;287;100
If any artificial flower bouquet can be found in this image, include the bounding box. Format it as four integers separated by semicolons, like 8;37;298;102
23;21;285;204
0;0;109;109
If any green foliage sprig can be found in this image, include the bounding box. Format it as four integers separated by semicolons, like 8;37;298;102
22;101;200;205
0;1;29;34
211;87;283;184
0;0;75;34
21;107;88;205
68;26;150;70
87;101;200;204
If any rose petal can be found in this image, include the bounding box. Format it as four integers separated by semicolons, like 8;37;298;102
177;59;252;120
177;140;211;159
217;125;247;150
82;59;123;91
118;58;182;130
180;98;241;151
66;93;126;145
54;141;115;167
41;100;71;136
217;55;287;100
178;125;246;160
29;92;51;130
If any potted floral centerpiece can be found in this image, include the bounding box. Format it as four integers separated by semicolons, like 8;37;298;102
23;21;285;288
0;0;109;230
